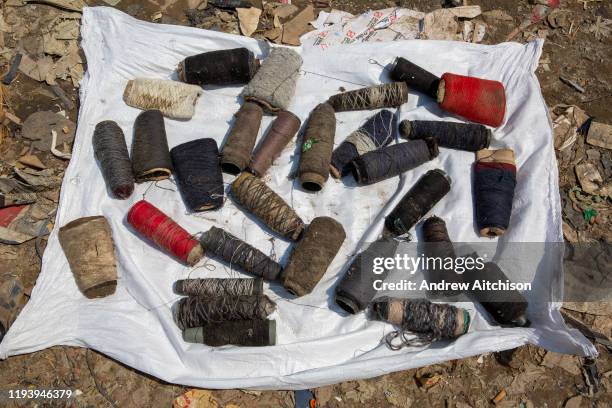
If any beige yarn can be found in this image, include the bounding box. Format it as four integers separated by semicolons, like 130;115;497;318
123;78;203;120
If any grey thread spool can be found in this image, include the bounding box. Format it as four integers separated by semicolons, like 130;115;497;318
298;103;336;192
335;237;399;314
243;47;303;113
421;216;462;297
200;226;283;281
92;121;134;199
384;169;452;236
399;120;491;152
174;278;263;297
173;294;276;329
371;298;470;349
327;82;409;112
351;139;439;185
131;109;173;182
221;102;264;175
183;320;276;347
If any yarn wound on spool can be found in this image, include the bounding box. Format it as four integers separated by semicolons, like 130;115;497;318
384;169;451;236
327;82;408;112
183;320;275;347
421;216;462;297
171;138;224;212
474;149;516;237
131;109;173;182
330;109;395;178
335;237;399;314
231;172;304;241
92;120;134;199
248;110;301;177
463;261;529;327
389;57;440;99
123;78;203;120
200;226;282;281
174;295;276;329
399;120;491;152
351;138;439;185
178;47;259;86
58;216;117;299
281;217;346;297
372;298;470;349
243;47;303;112
221;102;264;175
174;278;263;297
127;200;203;266
437;73;506;127
298;103;336;191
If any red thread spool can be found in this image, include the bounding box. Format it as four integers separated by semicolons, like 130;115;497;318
127;200;203;266
437;73;506;128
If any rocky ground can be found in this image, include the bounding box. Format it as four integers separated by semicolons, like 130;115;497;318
0;0;610;407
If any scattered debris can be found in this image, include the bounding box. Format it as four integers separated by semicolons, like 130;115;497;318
540;352;581;375
172;389;219;408
415;368;443;390
21;110;76;152
14;168;62;191
303;6;486;48
281;5;315;46
2;52;22;85
18;154;46;170
559;76;585;93
589;16;611;40
575;163;603;194
564;396;584;408
586;121;612;150
492;388;507;405
237;7;261;37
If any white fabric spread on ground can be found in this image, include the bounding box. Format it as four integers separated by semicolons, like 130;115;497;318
0;7;596;389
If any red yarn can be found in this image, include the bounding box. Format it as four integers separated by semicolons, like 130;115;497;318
438;73;506;128
127;200;200;265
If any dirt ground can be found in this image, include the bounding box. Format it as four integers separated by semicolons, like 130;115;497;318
0;0;610;407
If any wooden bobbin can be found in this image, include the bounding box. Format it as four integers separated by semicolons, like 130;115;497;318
58;216;118;299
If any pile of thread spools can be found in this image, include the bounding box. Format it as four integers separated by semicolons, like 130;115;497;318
57;46;528;350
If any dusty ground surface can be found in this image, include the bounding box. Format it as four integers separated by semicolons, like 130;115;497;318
0;0;610;407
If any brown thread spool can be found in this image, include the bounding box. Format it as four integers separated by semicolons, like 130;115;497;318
327;82;409;112
221;102;264;175
248;110;301;177
131;110;173;183
58;216;118;299
231;172;304;241
298;103;336;191
281;217;346;296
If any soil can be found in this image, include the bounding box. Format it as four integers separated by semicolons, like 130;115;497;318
0;0;610;407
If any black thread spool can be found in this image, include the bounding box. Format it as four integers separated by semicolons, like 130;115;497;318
173;295;276;330
335;237;399;314
371;298;470;349
385;169;451;236
463;261;529;327
200;226;283;281
474;149;516;237
131;109;173;182
421;216;462;297
178;47;259;86
389;57;440;99
399;120;491;152
174;278;264;297
351;139;439;185
171;138;224;212
330;109;395;179
92;120;134;199
183;319;276;347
